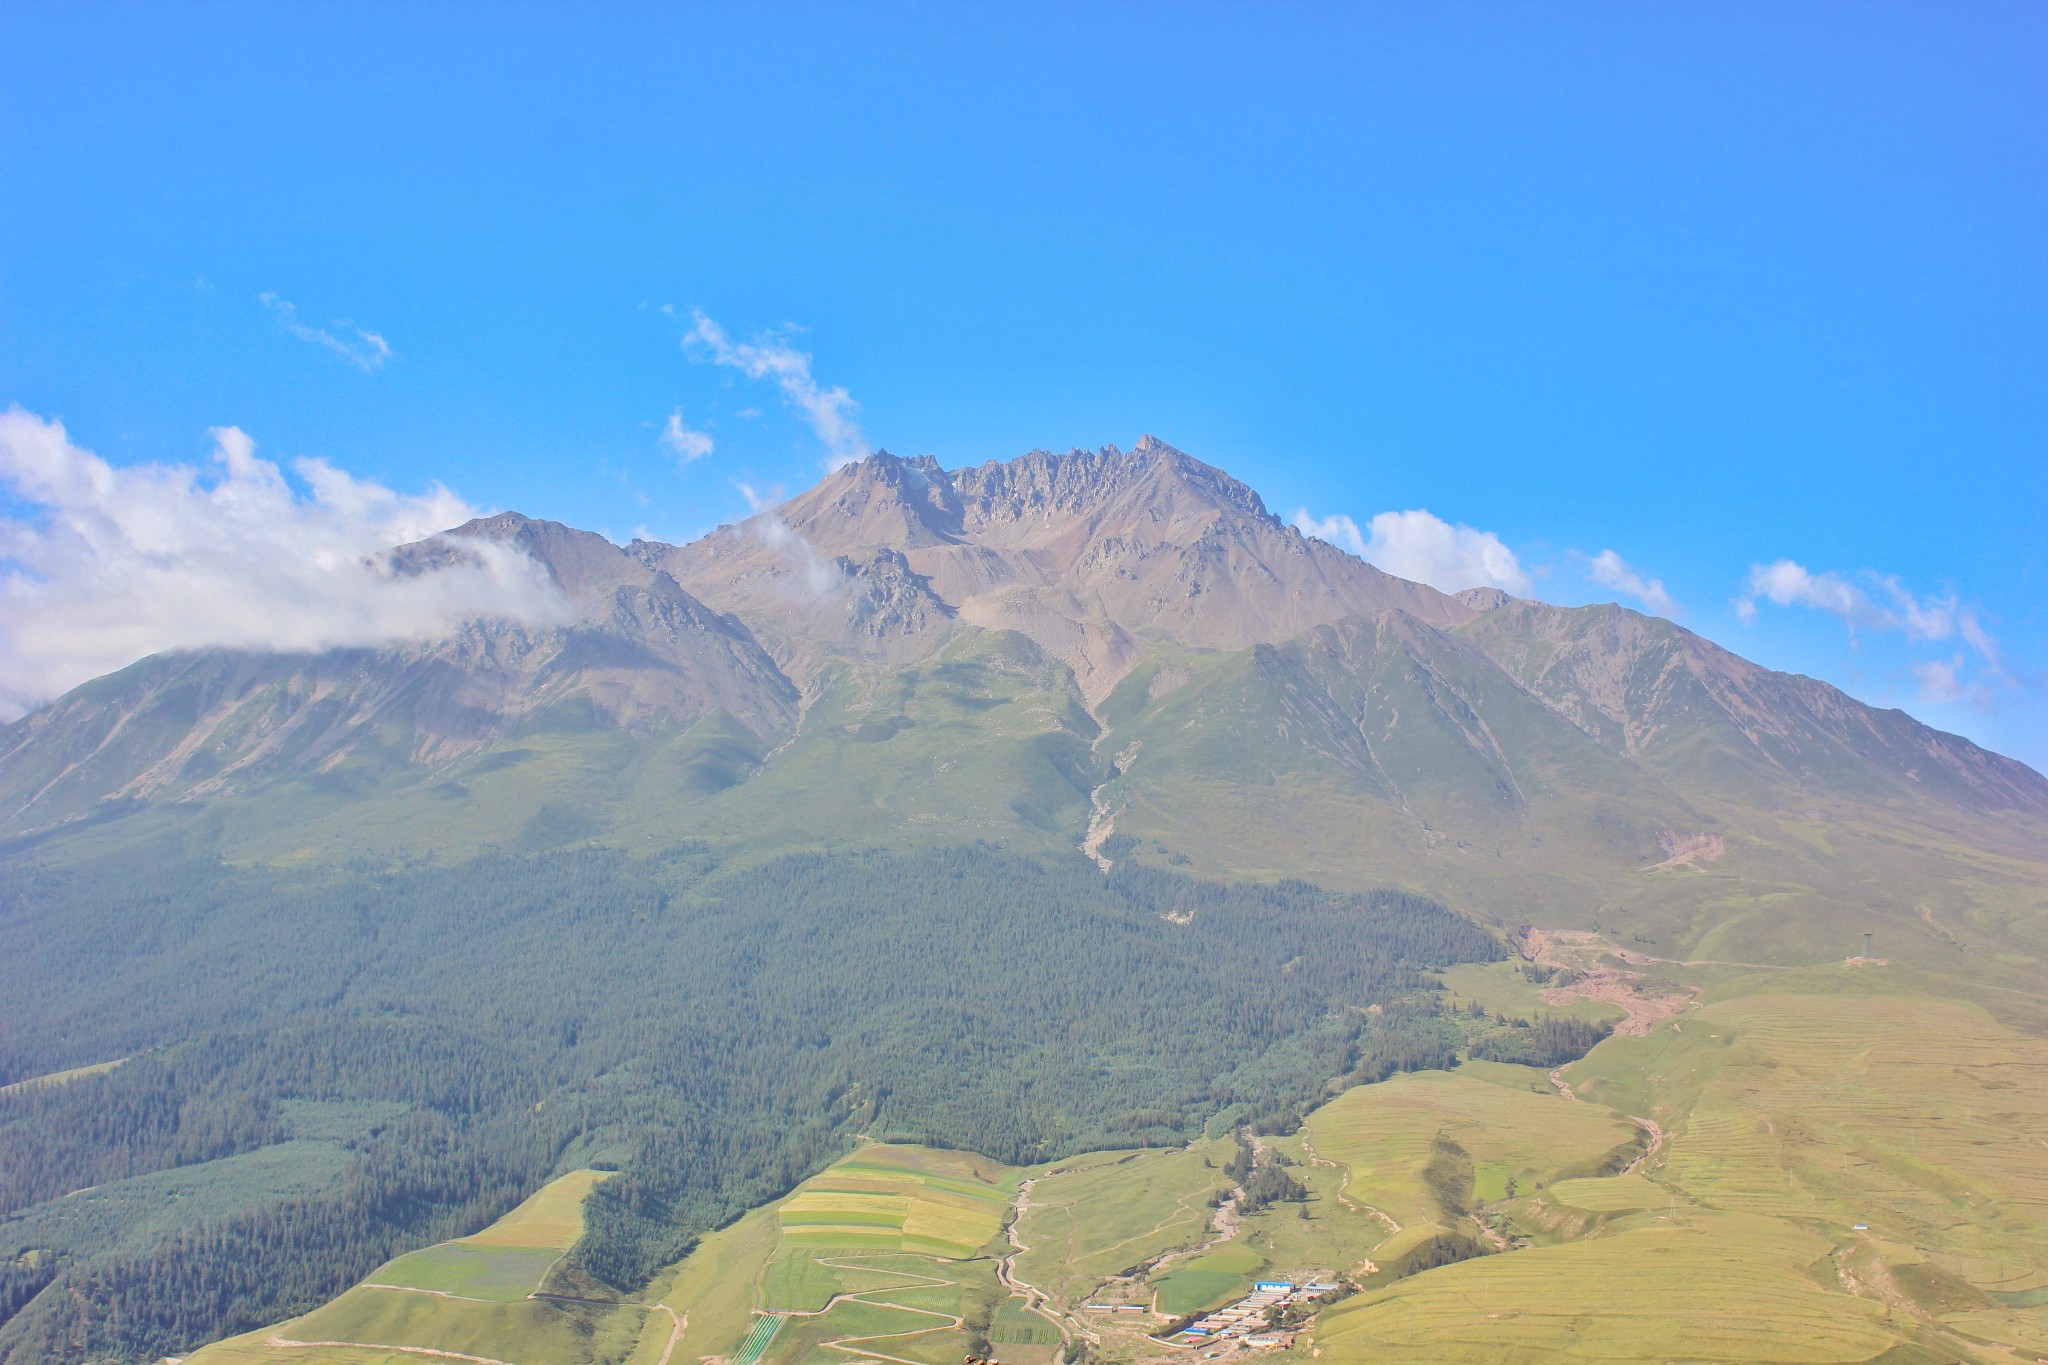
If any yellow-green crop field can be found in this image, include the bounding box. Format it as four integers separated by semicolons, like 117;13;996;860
1294;963;2048;1365
690;1145;1045;1365
1316;1210;1900;1365
778;1144;1013;1258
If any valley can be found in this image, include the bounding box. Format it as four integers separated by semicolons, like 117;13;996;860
174;925;2048;1365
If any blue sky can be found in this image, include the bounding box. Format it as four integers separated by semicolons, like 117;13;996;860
2;1;2043;766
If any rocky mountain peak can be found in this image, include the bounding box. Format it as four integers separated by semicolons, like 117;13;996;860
775;449;965;552
945;438;1275;539
432;511;658;601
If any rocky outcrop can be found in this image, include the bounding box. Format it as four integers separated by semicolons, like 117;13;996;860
653;438;1473;700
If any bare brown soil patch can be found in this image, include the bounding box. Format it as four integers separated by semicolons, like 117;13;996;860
1647;829;1726;872
1518;929;1697;1038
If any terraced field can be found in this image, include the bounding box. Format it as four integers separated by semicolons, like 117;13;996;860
776;1145;1013;1259
631;1145;1050;1365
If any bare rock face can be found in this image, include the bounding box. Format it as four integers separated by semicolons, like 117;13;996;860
653;438;1474;700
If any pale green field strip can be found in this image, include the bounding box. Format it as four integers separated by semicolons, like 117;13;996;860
1012;1144;1226;1303
1546;1174;1671;1212
296;1292;643;1364
731;1312;786;1365
652;1199;788;1362
463;1168;612;1249
762;1250;959;1313
0;1056;124;1096
778;1144;1011;1259
367;1245;563;1302
1153;1244;1264;1315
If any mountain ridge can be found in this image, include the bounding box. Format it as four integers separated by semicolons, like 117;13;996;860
0;437;2040;956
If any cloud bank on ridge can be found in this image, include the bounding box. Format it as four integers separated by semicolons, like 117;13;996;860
0;408;566;720
1587;549;1680;617
1291;506;1531;595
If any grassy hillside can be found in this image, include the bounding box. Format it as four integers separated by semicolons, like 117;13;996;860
1294;945;2048;1363
11;607;2043;1006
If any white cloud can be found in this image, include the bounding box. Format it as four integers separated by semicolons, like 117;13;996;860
1586;549;1680;617
1290;510;1367;558
660;409;714;464
1737;559;1988;650
0;408;566;719
1737;557;2008;711
1292;506;1530;595
729;480;840;597
683;311;867;470
258;293;392;372
1914;656;1967;705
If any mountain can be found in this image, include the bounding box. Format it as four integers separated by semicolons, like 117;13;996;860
5;438;2048;1365
0;517;796;843
1;438;2042;950
647;436;1470;695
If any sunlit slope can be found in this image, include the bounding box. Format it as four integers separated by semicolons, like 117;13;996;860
613;629;1099;854
1458;598;2048;827
4;444;2044;974
184;1169;655;1365
7;597;2044;991
1315;1209;1901;1365
0;518;800;843
30;627;1096;868
1083;623;1707;911
1302;1068;1641;1268
1569;974;2048;1321
1292;948;2048;1365
1084;626;2048;970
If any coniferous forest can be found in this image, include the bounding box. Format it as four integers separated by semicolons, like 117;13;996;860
0;841;1500;1362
